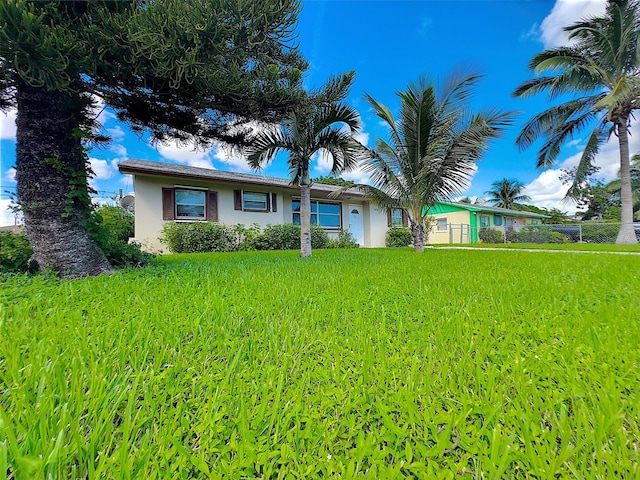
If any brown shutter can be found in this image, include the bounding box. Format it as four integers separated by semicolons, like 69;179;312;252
387;209;392;227
162;188;175;220
271;193;277;212
234;190;242;210
401;210;408;227
207;191;218;221
266;192;271;212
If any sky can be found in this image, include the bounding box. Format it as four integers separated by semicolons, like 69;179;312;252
1;0;632;226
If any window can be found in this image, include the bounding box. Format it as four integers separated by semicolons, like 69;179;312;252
163;187;217;221
391;208;403;227
175;188;206;219
480;214;490;228
242;191;268;211
292;199;341;228
436;218;448;231
494;215;503;226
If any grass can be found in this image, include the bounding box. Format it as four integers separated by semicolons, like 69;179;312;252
1;248;639;478
432;242;640;252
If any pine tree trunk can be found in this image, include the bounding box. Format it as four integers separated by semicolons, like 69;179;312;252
616;118;638;244
410;220;425;252
15;80;115;277
299;184;312;258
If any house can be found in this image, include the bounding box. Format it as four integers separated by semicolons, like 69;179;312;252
426;201;550;244
117;159;391;252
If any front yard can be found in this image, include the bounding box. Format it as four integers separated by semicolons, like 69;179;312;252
1;249;638;478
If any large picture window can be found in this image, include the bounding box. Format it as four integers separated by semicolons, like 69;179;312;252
175;189;206;219
292;200;341;228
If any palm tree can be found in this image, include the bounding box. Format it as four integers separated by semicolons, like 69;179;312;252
485;178;531;209
607;153;640;220
513;0;640;244
245;72;362;257
335;73;513;252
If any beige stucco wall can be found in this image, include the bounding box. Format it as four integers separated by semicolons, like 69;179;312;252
132;175;389;252
427;210;470;244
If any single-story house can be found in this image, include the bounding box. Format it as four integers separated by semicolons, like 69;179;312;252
426;201;550;244
118;159;394;252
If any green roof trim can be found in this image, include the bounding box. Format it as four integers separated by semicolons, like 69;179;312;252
426;201;550;219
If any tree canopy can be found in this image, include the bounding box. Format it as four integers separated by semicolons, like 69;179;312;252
513;0;640;243
342;72;513;252
0;0;309;276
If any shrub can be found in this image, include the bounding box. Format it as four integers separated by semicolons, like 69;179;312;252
161;222;237;253
386;227;412;247
252;224;300;250
580;223;619;243
507;227;567;244
95;205;134;242
479;228;503;244
311;225;330;250
0;231;36;274
327;229;360;249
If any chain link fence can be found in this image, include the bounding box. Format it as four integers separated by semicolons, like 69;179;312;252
441;223;640;245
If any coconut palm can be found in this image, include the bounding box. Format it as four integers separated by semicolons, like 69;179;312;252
336;73;513;252
485;178;531;209
513;0;640;244
606;153;640;219
245;72;362;257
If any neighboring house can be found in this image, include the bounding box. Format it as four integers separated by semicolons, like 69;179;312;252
118;159;391;252
426;202;549;244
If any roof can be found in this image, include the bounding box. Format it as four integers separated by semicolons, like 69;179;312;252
432;201;550;218
118;159;366;198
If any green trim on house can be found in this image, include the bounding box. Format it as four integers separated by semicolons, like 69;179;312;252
469;209;478;243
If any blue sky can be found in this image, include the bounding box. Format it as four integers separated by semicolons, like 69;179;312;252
2;0;631;226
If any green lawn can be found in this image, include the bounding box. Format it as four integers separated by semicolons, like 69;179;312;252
1;249;639;478
433;242;640;252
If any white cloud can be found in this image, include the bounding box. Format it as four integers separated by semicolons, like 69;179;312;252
212;144;252;172
0;199;21;227
0;109;17;140
106;125;125;141
540;0;607;48
89;157;115;181
523;169;573;211
155;140;216;169
5;167;16;183
523;124;640;212
110;143;128;158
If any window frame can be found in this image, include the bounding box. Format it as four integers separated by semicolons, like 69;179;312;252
390;208;404;227
479;214;491;229
174;187;207;220
436;218;448;231
242;191;269;212
494;214;503;227
292;198;342;229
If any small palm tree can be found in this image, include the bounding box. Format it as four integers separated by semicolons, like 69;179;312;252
485;178;531;209
336;72;513;252
514;0;640;244
245;72;362;257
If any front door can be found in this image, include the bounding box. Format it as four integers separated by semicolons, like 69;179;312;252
348;205;364;246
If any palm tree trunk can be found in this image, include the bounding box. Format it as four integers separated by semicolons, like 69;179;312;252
15;80;115;277
616;118;638;244
410;220;425;252
299;184;312;257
